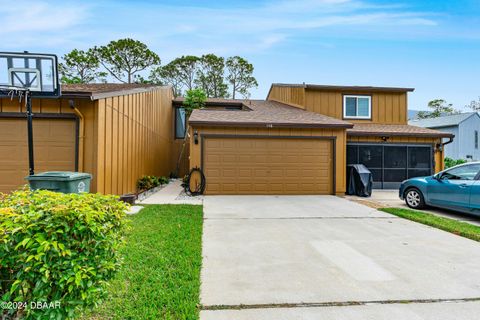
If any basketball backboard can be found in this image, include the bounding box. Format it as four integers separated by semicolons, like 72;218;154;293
0;52;60;97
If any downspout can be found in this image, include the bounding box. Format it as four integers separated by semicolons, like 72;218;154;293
441;136;454;148
69;100;85;172
437;136;454;171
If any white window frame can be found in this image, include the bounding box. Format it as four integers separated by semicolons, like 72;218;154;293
343;95;372;120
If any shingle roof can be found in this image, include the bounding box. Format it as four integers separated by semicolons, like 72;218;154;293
188;100;353;129
271;83;415;93
348;123;454;138
61;83;169;99
408;112;480;128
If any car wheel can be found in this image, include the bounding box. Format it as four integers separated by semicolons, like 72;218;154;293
404;188;425;209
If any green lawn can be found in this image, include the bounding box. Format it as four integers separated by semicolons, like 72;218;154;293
381;207;480;242
85;204;203;320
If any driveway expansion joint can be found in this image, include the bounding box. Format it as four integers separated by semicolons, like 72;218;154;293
201;297;480;311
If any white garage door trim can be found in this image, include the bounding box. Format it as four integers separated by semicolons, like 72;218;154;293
200;134;337;195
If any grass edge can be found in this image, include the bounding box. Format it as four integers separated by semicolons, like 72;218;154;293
380;207;480;242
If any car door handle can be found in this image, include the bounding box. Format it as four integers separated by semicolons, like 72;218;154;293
459;183;469;188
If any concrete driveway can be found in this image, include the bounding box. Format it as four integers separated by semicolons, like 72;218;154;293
200;196;480;319
348;190;480;227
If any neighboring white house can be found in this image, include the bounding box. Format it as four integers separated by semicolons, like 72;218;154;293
409;112;480;161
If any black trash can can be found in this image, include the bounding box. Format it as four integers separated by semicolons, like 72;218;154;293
26;171;92;193
346;164;373;197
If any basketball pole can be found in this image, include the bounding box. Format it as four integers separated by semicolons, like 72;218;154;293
25;91;35;176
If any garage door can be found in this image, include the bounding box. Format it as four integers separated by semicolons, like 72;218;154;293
203;137;333;195
0;118;76;193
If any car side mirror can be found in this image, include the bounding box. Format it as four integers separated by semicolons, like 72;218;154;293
434;173;443;180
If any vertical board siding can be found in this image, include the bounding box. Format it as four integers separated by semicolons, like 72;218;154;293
303;90;408;124
1;88;175;196
0;97;78;115
267;86;408;125
96;99;106;194
95;87;175;195
267;86;306;109
189;126;347;194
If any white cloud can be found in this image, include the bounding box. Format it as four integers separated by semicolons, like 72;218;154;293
0;0;439;56
135;0;438;57
0;1;89;34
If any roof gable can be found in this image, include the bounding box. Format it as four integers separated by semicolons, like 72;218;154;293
269;83;414;95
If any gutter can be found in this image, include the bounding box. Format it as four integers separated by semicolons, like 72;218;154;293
90;87;160;100
61;85;172;101
437;135;454;171
188;120;353;129
69;100;85;172
347;132;454;138
441;135;454;148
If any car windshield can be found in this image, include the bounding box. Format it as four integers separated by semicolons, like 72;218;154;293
442;164;480;181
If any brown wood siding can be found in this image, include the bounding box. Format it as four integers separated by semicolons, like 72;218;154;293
304;90;408;124
266;86;408;125
347;135;444;173
94;87;175;195
190;126;347;194
1;88;176;195
172;139;189;178
267;86;306;110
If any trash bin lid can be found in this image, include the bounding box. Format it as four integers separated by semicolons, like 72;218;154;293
26;171;92;181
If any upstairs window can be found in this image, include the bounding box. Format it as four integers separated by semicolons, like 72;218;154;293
175;107;186;139
343;95;371;119
475;130;478;149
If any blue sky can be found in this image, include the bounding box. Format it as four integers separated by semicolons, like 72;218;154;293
1;0;479;110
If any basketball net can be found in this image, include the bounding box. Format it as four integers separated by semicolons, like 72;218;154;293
0;85;29;103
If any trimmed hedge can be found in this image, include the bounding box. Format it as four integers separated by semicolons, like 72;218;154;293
0;190;128;319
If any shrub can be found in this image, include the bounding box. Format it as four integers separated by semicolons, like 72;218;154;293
0;190;128;319
136;175;160;191
136;176;169;191
159;176;169;185
150;176;160;188
444;157;467;169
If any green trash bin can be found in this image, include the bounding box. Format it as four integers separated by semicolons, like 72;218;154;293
26;171;92;193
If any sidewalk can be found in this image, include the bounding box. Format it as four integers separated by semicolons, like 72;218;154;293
139;179;203;205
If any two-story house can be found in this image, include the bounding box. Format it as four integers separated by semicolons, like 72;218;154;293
187;83;453;194
0;82;452;196
409;112;480;161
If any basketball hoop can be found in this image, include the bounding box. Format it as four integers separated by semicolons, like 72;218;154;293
0;51;60;97
0;51;61;176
